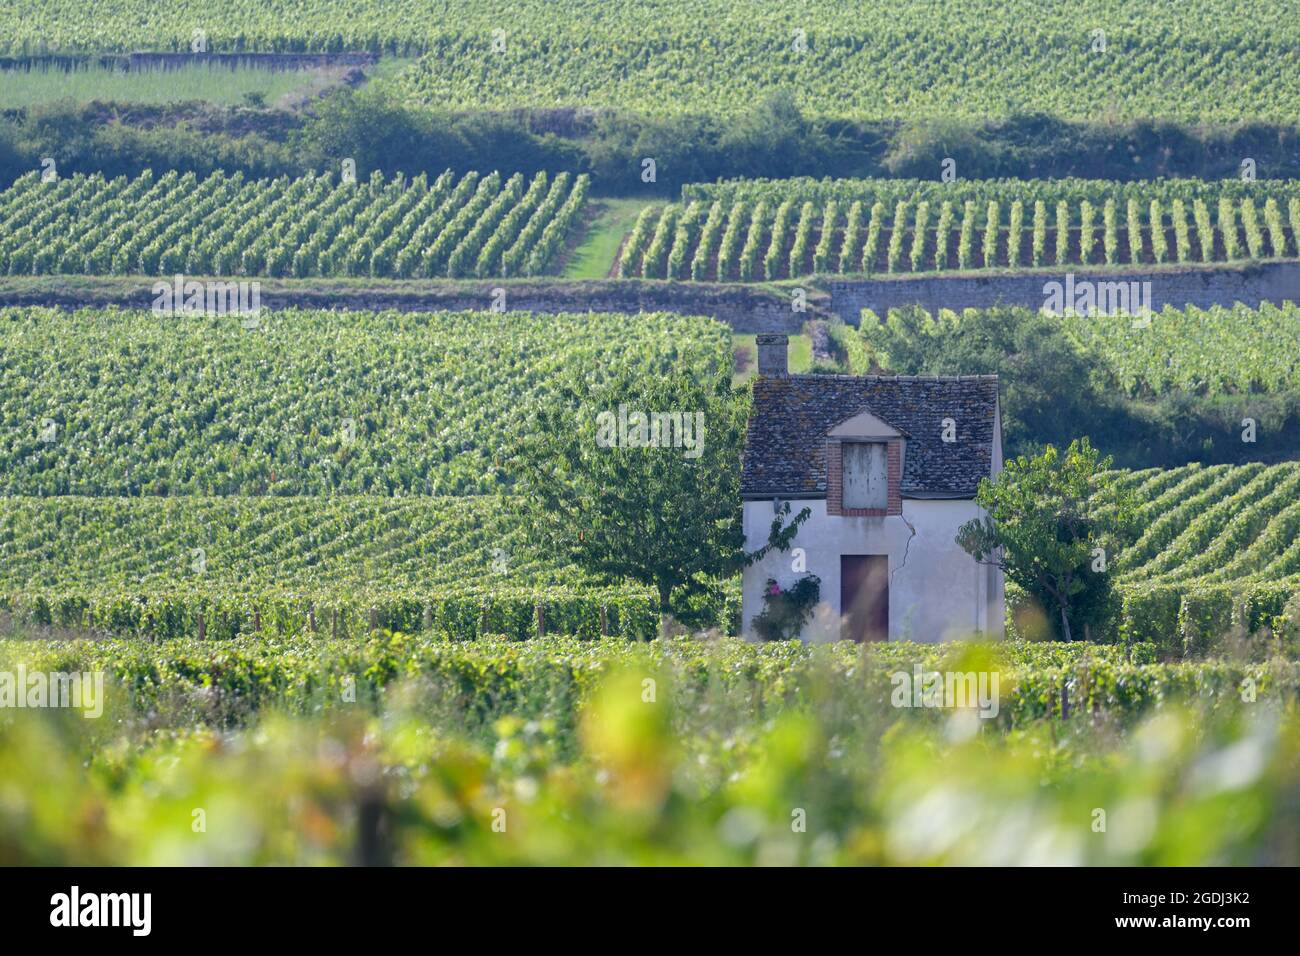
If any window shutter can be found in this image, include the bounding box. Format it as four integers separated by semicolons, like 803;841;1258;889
842;442;887;509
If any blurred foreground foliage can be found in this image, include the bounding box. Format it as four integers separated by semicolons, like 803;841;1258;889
2;634;1299;865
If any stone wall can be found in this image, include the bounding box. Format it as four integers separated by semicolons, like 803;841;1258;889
0;278;823;333
823;261;1300;324
10;263;1298;330
471;286;812;333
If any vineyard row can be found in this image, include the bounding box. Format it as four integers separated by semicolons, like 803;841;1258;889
0;168;590;279
621;195;1300;281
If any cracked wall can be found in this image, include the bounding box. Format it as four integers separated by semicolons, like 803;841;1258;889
741;498;1004;642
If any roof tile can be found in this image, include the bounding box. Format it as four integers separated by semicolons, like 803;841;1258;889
741;374;1000;498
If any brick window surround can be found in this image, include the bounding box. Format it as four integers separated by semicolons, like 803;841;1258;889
827;439;902;516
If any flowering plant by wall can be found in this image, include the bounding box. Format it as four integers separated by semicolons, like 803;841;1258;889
753;575;821;641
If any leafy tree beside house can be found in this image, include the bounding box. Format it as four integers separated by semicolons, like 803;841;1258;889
957;438;1137;642
514;362;806;636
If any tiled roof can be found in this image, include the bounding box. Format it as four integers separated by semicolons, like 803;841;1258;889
741;374;1000;498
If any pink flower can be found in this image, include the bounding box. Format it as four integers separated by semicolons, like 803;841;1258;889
767;583;781;596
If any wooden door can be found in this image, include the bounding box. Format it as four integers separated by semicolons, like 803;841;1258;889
841;555;888;642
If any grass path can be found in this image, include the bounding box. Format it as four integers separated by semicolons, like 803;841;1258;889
0;56;412;110
561;198;650;279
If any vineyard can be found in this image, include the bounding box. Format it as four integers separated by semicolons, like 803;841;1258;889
623;179;1300;280
1062;303;1300;396
3;0;1300;882
4;631;1300;865
679;177;1300;206
1109;463;1300;651
0;497;662;641
0;307;730;495
4;2;1300;122
0;633;1279;734
1119;463;1300;585
861;302;1300;397
3;459;1299;648
0;168;590;279
0;496;611;594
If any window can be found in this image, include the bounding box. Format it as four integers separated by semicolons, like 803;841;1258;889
842;442;888;509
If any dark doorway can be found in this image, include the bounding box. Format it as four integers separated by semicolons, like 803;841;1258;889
841;555;888;642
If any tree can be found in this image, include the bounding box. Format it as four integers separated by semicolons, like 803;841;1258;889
881;116;999;178
957;438;1136;641
514;362;803;635
716;91;833;181
866;305;1098;457
585;112;724;197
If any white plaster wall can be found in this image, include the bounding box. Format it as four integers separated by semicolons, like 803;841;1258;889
992;402;1004;475
742;498;1004;643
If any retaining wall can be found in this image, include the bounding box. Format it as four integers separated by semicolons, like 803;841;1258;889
0;278;823;333
823;261;1300;323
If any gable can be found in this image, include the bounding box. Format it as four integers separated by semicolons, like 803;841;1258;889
826;408;905;440
741;374;999;499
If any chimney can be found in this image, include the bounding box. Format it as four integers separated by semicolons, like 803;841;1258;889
756;333;788;377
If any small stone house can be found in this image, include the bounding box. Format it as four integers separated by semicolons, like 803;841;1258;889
741;333;1005;642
